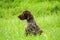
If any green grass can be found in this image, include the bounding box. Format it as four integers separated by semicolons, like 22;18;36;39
0;0;60;40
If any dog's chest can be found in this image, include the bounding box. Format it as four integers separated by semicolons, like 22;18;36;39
25;20;40;32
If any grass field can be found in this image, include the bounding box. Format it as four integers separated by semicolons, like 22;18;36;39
0;0;60;40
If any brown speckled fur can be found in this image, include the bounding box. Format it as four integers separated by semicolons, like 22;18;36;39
18;10;43;36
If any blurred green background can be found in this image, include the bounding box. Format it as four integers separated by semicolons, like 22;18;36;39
0;0;60;40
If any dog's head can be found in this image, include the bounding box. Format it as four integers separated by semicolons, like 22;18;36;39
18;10;33;20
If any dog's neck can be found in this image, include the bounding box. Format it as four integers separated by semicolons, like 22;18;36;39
27;18;35;23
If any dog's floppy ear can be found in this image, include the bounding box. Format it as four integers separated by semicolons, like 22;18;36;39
27;14;33;20
27;16;30;20
23;10;34;20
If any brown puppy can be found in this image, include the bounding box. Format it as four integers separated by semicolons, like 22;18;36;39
18;10;43;36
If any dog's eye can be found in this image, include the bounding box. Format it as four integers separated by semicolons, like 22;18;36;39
24;14;27;19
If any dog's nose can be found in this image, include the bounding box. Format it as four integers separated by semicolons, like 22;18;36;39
18;16;19;18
